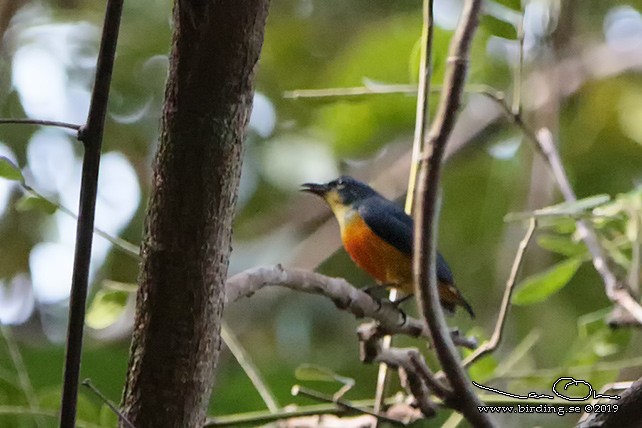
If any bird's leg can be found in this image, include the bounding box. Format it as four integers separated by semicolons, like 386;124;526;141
390;293;413;306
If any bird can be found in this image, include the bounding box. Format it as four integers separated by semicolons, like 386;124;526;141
301;176;474;318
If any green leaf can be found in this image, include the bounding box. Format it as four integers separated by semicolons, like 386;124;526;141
15;193;58;215
505;194;611;221
295;364;354;386
537;235;586;257
0;156;23;182
512;258;582;305
86;289;129;329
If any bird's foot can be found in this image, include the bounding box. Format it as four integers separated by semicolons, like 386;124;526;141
362;283;387;297
390;293;413;307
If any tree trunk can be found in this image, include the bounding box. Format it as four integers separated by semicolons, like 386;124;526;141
121;1;270;427
577;377;642;428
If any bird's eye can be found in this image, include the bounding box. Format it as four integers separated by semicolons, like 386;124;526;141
336;178;345;189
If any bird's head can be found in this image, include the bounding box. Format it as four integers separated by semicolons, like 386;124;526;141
301;176;377;213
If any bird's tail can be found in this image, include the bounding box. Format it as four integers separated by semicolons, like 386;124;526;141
439;282;475;319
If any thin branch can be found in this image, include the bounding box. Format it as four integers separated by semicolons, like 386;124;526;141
406;0;435;209
0;118;81;132
60;0;123;426
227;265;421;339
21;184;140;259
81;379;135;428
292;385;404;426
227;265;477;348
205;392;586;427
375;347;442;417
484;90;642;324
391;354;437;419
283;84;417;100
14;179;281;414
358;325;443;417
283;83;499;102
535;129;621;299
205;399;392;427
462;218;537;367
374;0;437;420
220;321;279;413
413;0;494;426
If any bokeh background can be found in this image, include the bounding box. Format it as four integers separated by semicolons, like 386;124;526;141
1;0;642;426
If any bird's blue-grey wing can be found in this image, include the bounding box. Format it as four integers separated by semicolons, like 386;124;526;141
357;197;413;254
357;196;454;285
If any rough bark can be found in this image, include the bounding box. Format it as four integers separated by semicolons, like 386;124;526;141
577;377;642;428
121;1;270;427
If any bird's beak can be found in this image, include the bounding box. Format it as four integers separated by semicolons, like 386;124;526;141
301;182;330;196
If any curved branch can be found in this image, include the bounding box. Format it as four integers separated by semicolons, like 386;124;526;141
462;218;537;367
412;0;494;426
227;265;420;338
483;91;642;325
226;265;476;348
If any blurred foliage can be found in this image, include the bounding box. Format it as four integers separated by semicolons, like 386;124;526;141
0;0;642;427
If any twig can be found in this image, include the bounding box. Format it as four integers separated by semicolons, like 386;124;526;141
412;0;494;426
81;379;135;428
357;322;451;400
484;91;642;324
0;118;81;132
283;84;418;100
0;325;44;428
462;218;537;367
227;265;418;334
373;0;438;420
204;393;586;427
283;83;502;102
535;129;640;313
12;179;282;414
226;265;477;346
205;398;394;427
60;0;123;426
375;348;441;417
220;321;279;413
21;184;140;259
292;385;404;426
394;359;436;418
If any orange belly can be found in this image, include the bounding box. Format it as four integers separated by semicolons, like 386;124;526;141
341;214;413;293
